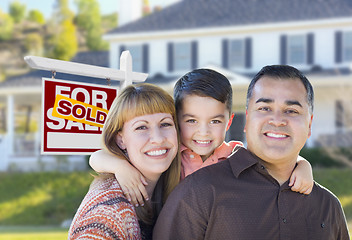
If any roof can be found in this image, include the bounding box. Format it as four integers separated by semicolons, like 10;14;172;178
107;0;352;35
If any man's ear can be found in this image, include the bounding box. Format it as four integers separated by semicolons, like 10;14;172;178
308;114;313;138
226;113;234;131
115;132;126;150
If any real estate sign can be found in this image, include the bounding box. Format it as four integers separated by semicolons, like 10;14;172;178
42;78;117;154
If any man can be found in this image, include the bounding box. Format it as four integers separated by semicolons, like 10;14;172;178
153;65;350;240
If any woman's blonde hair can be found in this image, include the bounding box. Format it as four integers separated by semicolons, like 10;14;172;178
101;83;180;224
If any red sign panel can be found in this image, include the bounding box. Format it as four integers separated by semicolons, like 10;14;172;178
42;78;117;154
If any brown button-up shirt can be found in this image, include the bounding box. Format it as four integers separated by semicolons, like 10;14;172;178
153;147;350;240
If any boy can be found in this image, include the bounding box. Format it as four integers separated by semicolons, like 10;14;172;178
90;69;313;207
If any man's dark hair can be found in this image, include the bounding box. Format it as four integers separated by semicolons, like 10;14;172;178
246;65;314;113
174;68;232;115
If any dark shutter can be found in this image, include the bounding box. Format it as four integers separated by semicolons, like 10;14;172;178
335;31;342;63
191;41;198;69
222;39;229;68
167;42;174;72
245;38;252;68
280;35;287;65
119;45;126;55
307;33;314;65
142;44;149;73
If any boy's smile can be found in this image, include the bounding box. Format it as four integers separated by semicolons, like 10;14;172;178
178;95;232;161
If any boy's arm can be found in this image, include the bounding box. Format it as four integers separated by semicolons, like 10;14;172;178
289;156;314;195
89;150;149;206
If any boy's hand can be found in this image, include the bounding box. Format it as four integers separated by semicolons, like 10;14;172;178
289;157;314;195
89;150;149;206
117;167;149;207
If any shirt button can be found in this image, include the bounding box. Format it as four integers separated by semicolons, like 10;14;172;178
190;155;194;159
283;218;287;223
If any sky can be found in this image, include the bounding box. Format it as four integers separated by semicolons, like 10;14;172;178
0;0;180;18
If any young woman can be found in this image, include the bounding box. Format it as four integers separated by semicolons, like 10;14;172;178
68;83;180;240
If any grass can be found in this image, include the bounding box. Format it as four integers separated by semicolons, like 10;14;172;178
0;168;350;238
0;226;68;240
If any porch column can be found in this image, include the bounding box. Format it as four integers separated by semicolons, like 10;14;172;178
7;94;14;156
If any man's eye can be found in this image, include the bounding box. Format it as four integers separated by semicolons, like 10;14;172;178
285;109;299;114
258;107;270;112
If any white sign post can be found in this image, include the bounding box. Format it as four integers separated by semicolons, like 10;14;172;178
25;51;148;154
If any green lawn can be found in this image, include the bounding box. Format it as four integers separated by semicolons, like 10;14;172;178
0;226;68;240
0;168;350;238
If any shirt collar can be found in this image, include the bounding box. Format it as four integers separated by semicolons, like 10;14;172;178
228;146;259;178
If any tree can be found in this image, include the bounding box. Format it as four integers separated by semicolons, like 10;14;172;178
75;0;108;50
27;9;45;25
0;9;14;40
9;0;26;23
24;33;43;55
48;0;78;60
49;19;78;61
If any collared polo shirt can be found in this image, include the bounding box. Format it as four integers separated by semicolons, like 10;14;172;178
180;141;243;180
153;147;349;240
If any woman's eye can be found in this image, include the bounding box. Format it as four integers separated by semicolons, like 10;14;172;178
135;126;147;130
161;122;173;127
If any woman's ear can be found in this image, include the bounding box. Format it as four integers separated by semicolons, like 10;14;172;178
115;132;126;150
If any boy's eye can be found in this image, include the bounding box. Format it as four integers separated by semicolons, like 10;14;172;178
186;119;196;123
210;120;221;124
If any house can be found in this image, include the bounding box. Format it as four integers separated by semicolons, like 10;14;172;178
0;0;352;171
104;0;352;147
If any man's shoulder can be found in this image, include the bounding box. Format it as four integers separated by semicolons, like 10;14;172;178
311;181;343;207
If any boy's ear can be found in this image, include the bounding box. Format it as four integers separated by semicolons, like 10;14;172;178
226;113;234;131
115;132;126;150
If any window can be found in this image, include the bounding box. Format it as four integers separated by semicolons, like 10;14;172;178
173;42;191;71
222;38;251;69
335;100;352;131
343;31;352;62
126;45;143;72
287;35;306;64
229;39;245;68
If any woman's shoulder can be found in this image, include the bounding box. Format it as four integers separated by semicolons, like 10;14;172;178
68;175;142;239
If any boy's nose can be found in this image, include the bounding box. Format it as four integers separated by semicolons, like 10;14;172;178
198;123;210;135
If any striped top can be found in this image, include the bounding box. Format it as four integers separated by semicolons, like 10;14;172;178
68;176;142;239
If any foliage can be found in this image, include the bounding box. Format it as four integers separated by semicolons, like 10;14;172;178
9;0;26;23
47;0;77;60
24;33;43;56
48;19;78;61
53;0;74;23
0;9;14;41
0;171;94;225
300;147;346;168
101;13;118;32
27;9;45;25
74;0;108;50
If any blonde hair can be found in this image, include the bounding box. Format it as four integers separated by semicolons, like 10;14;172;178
101;83;180;224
